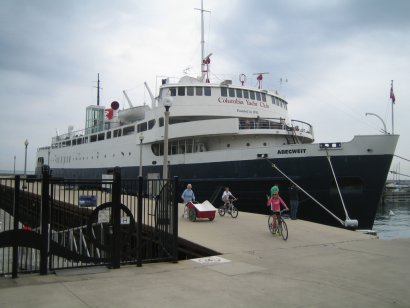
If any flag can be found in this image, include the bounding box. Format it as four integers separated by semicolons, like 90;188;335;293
390;81;396;104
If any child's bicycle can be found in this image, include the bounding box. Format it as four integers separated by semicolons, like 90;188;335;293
218;198;239;218
268;209;289;240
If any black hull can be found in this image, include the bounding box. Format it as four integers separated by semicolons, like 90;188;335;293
49;154;393;229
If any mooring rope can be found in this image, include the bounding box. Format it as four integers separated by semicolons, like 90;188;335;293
265;159;345;226
325;149;350;221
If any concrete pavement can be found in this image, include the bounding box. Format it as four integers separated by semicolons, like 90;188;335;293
1;204;409;307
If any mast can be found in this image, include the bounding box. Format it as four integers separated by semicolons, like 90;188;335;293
96;73;102;106
195;0;211;81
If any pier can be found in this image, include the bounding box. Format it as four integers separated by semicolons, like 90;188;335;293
1;204;409;307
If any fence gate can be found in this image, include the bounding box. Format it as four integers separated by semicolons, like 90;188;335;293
0;166;179;278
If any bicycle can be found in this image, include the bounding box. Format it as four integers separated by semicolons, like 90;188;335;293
218;198;239;218
268;209;288;240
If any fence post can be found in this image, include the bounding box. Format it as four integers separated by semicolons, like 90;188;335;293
12;175;20;278
172;176;179;263
111;167;121;269
40;165;50;275
136;176;143;267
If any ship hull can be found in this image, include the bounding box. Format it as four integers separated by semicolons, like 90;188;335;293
48;152;393;229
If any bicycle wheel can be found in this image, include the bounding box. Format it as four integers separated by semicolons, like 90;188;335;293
268;215;275;234
280;219;288;240
230;206;238;218
218;206;226;216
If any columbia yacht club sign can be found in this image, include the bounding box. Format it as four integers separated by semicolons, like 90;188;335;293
218;97;270;108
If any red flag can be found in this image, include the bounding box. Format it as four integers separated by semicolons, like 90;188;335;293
390;82;396;104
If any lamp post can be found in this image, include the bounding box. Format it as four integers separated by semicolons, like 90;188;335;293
365;113;387;134
138;133;144;177
24;139;29;176
23;139;28;189
13;155;16;175
162;97;173;179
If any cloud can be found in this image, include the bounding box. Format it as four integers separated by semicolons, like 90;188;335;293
0;0;409;178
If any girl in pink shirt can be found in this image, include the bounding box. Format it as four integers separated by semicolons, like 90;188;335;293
266;186;289;230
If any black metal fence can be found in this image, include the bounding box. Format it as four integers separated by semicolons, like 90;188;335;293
0;166;179;278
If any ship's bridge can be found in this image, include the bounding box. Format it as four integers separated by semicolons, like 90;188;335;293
158;77;290;125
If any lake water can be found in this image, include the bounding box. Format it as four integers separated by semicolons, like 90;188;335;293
373;197;410;240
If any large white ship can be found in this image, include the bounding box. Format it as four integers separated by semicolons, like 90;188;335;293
35;2;398;229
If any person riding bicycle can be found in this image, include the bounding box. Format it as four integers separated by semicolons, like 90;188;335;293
266;185;289;231
222;187;236;212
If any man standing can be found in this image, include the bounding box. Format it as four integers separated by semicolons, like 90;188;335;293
289;184;299;220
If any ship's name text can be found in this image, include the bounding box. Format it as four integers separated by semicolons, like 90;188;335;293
218;97;269;108
277;149;307;155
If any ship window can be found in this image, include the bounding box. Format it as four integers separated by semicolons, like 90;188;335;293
171;142;178;155
98;133;105;141
196;87;203;96
159;117;164;127
186;139;193;153
72;139;77;145
169;88;176;96
204;87;211;96
243;90;249;99
90;135;97;142
113;129;122;138
220;87;227;97
148;119;155;129
228;88;235;97
123;126;135;135
249;91;255;100
178;87;185;96
261;93;266;102
106;131;111;139
236;89;243;98
256;92;261;101
137;122;147;132
187;87;194;96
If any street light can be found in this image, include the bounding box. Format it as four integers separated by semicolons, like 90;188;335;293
162;96;173;179
23;139;28;189
365;113;387;134
24;139;29;176
138;133;144;177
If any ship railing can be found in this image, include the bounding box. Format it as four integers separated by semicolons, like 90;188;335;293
239;118;313;133
290;119;313;136
52;127;87;144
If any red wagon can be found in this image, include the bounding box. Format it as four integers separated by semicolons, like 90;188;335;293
183;200;216;221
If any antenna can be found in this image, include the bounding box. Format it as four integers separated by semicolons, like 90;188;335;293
95;73;103;106
253;72;269;89
279;77;288;92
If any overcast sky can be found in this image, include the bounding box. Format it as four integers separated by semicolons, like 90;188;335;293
1;0;409;179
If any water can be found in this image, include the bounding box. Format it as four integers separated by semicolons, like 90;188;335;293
373;198;410;240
